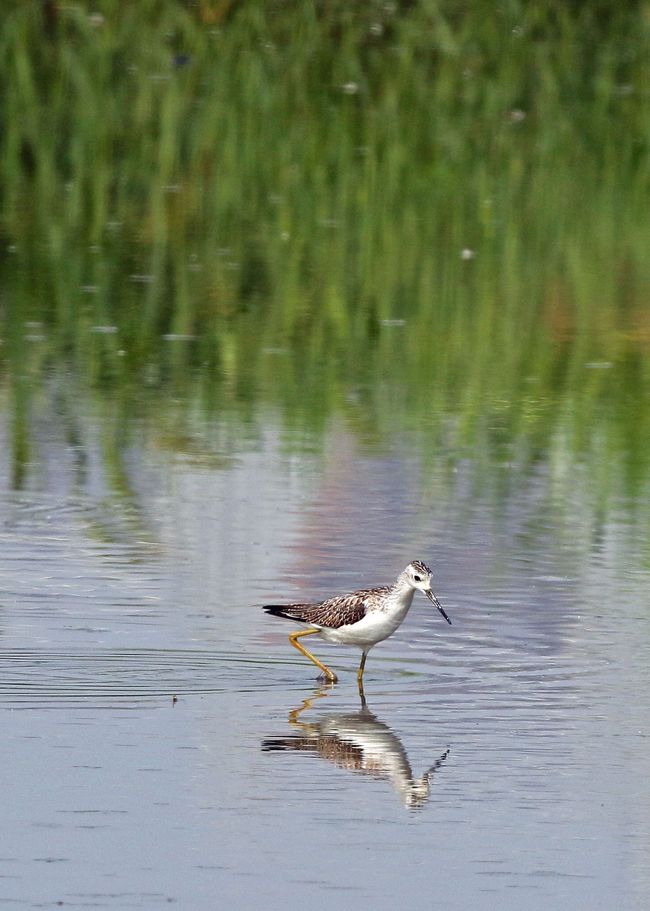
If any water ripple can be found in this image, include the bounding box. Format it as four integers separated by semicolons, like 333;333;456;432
0;648;284;706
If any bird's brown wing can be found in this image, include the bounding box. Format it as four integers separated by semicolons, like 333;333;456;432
264;586;390;629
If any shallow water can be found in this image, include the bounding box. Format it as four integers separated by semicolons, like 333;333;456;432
1;399;649;911
2;5;650;905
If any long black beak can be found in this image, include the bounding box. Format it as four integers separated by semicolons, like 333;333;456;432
425;588;452;625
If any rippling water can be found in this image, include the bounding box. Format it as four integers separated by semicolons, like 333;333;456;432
1;411;649;911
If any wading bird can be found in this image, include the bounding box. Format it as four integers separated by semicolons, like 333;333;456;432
263;560;451;686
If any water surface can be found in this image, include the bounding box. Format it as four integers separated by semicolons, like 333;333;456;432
1;5;649;907
1;398;648;911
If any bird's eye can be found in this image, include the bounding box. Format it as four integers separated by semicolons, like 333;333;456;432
414;575;422;582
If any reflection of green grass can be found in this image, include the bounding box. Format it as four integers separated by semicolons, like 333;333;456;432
0;2;649;512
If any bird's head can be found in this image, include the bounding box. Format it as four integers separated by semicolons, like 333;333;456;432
404;560;451;625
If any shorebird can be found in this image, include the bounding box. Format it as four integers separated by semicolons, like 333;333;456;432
263;560;451;685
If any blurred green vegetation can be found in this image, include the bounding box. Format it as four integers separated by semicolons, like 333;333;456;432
0;0;649;521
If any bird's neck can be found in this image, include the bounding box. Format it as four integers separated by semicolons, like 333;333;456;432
389;578;416;609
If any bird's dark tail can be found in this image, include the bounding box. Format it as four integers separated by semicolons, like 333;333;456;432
263;604;296;620
262;604;311;622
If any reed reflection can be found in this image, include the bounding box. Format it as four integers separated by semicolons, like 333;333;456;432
262;688;449;810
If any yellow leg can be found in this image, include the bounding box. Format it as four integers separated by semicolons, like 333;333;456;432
357;652;367;686
289;629;338;683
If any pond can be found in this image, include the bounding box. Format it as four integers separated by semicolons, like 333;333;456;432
2;2;650;908
1;376;648;910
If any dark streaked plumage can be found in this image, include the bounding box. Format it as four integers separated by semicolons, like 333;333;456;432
263;589;387;629
410;559;432;577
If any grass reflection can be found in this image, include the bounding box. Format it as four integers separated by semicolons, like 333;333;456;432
0;2;648;531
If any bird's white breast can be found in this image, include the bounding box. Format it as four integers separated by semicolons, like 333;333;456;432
318;587;415;649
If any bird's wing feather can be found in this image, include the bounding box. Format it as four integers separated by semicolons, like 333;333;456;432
303;592;370;628
264;586;390;629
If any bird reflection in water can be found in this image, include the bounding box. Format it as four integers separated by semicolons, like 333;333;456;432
262;688;450;810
